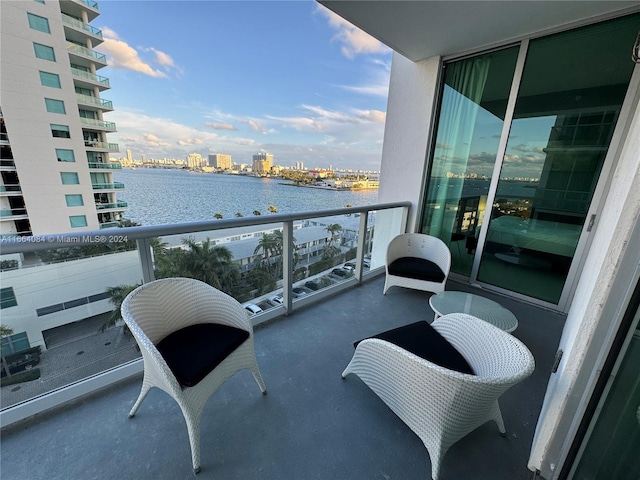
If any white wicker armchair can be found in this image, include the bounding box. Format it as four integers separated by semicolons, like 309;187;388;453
342;313;535;480
383;233;451;295
121;278;267;474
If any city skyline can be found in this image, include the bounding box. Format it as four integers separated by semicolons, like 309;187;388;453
96;1;392;172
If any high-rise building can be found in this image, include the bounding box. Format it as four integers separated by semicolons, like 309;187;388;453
187;152;204;169
1;0;125;236
252;152;273;175
208;153;231;170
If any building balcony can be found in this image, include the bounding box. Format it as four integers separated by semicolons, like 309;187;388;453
95;201;128;211
0;208;28;220
0;277;562;478
60;0;100;23
91;182;125;190
0;160;16;170
71;67;110;91
61;13;103;45
80;118;116;132
76;94;113;112
66;42;107;69
0;184;21;195
84;140;119;152
88;162;121;170
0;133;9;145
98;221;120;229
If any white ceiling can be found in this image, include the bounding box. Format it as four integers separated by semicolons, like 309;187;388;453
318;1;640;61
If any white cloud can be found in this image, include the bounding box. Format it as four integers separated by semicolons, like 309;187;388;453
99;28;179;78
316;6;389;59
206;122;238;131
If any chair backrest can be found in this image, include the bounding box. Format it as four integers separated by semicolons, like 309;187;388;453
387;233;451;273
121;277;250;345
432;313;535;385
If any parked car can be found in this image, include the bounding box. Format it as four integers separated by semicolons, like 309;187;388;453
363;258;371;268
242;303;262;316
269;294;284;305
257;300;276;311
292;286;313;297
304;281;320;291
344;262;356;270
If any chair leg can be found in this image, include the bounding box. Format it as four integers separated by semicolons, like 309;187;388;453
128;383;151;417
180;404;204;474
251;365;267;394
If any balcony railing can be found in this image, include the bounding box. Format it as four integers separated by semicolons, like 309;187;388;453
79;118;116;130
61;13;103;39
98;221;120;229
0;184;21;193
66;42;107;64
0;202;409;426
0;208;27;218
71;67;110;87
91;182;125;190
88;162;121;170
70;0;99;11
0;133;9;143
0;160;16;169
84;140;119;151
76;94;113;110
95;201;128;210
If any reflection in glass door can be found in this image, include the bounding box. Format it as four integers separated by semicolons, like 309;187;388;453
421;47;519;276
476;16;638;304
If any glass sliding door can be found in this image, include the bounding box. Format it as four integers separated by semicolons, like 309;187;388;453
421;47;519;276
421;13;639;306
476;15;639;303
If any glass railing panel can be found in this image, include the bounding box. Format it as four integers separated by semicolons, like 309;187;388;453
71;68;110;87
66;42;107;63
76;94;113;109
88;162;122;170
0;242;143;410
61;13;103;38
79;118;116;129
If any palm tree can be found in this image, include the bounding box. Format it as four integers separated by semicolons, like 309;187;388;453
325;223;343;247
181;237;240;294
268;205;278;214
214;212;223;219
1;324;14;378
235;212;244;217
100;284;140;335
253;210;262;216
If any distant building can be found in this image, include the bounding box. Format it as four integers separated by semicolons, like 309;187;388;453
1;0;125;235
208;153;231;170
187;153;205;169
252;152;273;174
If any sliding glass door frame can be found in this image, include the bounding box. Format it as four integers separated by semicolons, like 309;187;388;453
427;18;638;313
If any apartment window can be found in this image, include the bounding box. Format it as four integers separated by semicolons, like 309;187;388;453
39;71;61;88
65;194;84;207
69;215;88;228
27;13;50;33
45;98;66;114
60;172;79;184
33;43;55;61
1;332;30;355
50;124;70;138
55;148;75;162
0;287;18;309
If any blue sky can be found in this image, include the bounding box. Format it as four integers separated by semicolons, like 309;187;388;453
96;1;391;171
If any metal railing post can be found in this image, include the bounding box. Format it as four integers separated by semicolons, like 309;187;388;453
136;238;155;284
282;220;294;313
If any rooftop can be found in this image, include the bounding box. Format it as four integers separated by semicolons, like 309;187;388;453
1;275;565;480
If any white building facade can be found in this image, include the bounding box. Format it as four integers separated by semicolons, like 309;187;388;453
1;0;125;236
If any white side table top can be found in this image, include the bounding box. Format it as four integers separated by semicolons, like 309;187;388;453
429;291;518;332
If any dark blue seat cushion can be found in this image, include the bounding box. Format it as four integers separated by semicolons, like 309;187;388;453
388;257;445;282
157;323;249;388
355;321;474;375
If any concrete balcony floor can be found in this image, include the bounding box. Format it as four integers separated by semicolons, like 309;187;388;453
1;275;565;480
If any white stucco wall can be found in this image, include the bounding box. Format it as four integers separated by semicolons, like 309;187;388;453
371;52;441;266
1;250;143;349
529;68;640;478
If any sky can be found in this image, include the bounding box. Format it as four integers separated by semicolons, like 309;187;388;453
94;0;392;171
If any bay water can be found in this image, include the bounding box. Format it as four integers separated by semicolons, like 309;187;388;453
113;168;378;227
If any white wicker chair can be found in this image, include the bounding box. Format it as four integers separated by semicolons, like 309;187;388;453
121;278;267;474
383;233;451;295
342;313;535;480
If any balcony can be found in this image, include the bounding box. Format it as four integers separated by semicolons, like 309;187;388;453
99;221;120;229
60;0;100;23
91;182;125;190
0;160;16;170
84;140;119;152
0;185;21;195
66;42;107;68
0;204;565;479
0;280;563;479
71;67;110;91
88;162;121;170
96;201;128;210
80;117;116;132
61;13;103;45
76;94;113;111
0;208;28;220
